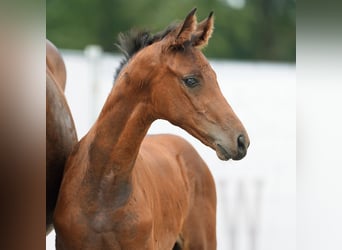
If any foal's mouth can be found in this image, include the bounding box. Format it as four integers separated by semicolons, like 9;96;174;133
189;128;233;161
215;144;231;161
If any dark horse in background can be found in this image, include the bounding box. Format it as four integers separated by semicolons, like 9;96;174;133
54;8;249;249
46;40;77;234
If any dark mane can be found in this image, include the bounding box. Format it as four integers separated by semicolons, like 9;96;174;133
114;24;178;81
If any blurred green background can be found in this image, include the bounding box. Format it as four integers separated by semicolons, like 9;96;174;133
47;0;295;62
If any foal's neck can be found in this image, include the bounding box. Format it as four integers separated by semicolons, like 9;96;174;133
89;72;153;180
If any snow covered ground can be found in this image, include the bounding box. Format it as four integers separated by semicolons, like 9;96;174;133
46;48;296;250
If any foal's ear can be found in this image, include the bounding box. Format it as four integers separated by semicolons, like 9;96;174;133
192;11;214;49
168;8;197;48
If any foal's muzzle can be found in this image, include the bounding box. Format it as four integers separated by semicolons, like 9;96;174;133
234;134;249;160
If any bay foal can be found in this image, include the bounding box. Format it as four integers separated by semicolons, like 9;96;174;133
54;9;249;249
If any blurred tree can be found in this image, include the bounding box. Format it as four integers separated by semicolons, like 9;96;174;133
47;0;295;62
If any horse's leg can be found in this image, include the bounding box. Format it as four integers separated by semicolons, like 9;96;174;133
178;151;217;250
181;195;217;250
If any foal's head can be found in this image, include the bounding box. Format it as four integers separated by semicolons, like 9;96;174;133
116;8;249;161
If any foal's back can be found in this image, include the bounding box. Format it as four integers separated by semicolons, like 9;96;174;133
137;134;217;249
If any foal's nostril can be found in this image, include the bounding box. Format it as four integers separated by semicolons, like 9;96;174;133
237;135;247;155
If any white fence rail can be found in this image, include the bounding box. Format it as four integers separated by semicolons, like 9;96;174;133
46;47;296;250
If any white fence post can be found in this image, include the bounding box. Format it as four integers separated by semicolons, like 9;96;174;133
219;178;264;250
84;45;103;123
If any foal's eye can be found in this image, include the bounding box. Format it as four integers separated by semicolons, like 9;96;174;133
182;77;199;88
